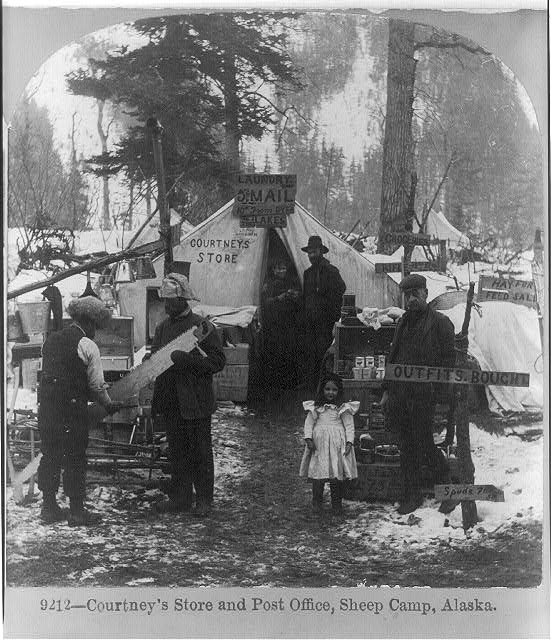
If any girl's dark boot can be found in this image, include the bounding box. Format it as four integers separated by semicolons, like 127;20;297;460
40;492;66;524
330;481;344;515
67;497;101;527
312;480;324;513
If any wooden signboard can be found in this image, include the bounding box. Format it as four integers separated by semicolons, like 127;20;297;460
384;364;530;387
435;484;505;502
380;231;431;246
477;275;537;309
239;213;288;228
233;173;297;223
375;261;438;274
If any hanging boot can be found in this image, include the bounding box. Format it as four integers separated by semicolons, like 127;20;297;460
330;481;344;515
40;492;66;524
67;497;101;527
312;480;324;513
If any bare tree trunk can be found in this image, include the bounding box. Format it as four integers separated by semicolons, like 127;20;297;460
378;19;417;253
96;99;111;230
222;55;241;200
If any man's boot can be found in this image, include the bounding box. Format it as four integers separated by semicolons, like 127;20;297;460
312;480;324;513
67;497;101;527
40;492;66;524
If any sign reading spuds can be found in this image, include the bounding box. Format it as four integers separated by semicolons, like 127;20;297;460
233;174;297;227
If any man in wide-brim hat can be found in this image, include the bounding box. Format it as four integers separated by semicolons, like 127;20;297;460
37;296;123;526
150;273;225;517
380;273;455;515
299;235;346;390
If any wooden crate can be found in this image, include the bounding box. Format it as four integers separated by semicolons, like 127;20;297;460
21;358;41;390
213;364;249;402
346;462;403;501
223;343;250;365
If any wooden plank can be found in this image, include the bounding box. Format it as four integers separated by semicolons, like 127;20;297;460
435;484;505;502
380;231;431;246
375;261;438;274
89;320;213;423
477;275;537;309
384;364;530;387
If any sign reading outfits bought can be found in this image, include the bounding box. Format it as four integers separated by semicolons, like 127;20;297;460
384;364;530;387
233;174;297;225
477;275;537;309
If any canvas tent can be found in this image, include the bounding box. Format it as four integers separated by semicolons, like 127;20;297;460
414;209;470;250
441;300;543;414
118;199;401;348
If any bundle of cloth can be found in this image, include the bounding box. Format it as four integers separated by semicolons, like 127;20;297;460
358;306;404;329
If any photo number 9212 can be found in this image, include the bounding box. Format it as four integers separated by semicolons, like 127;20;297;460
40;599;71;612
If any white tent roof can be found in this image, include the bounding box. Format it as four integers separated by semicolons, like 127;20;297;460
155;199;401;309
443;301;543;413
414;209;470;249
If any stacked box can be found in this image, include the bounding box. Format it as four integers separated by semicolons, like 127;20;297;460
21;358;41;390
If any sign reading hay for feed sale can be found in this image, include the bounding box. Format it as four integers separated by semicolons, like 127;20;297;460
233;174;297;225
477;275;538;309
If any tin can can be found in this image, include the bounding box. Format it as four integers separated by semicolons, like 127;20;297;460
376;367;385;379
378;355;386;369
352;367;363;380
365;356;375;368
355;356;365;368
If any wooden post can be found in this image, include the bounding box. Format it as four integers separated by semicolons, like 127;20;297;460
147;118;172;274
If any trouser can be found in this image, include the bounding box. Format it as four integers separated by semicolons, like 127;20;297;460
165;416;214;508
312;479;343;507
389;394;448;501
37;399;88;501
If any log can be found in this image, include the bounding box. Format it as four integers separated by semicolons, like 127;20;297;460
7;239;163;300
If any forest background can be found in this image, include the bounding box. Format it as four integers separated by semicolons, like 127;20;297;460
5;11;545;270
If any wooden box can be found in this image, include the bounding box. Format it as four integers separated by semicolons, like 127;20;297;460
213;364;249;402
21;358;42;390
62;316;134;367
223;343;250;366
345;462;403;501
334;323;395;378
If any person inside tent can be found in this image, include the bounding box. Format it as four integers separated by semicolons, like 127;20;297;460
37;297;124;526
260;258;301;390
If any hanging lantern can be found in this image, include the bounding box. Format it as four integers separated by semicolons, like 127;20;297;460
115;260;135;283
135;255;157;280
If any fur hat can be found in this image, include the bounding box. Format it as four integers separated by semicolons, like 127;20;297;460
160;273;199;300
399;273;427;291
66;296;112;328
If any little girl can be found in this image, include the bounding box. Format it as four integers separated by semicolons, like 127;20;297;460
299;373;359;514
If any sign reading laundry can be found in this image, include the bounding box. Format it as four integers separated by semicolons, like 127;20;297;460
233;174;297;221
384;364;530;387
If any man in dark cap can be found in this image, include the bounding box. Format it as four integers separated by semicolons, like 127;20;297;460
380;273;455;514
300;235;346;390
38;296;124;526
151;273;225;517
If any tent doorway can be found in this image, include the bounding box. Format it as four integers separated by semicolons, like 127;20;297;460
255;229;303;394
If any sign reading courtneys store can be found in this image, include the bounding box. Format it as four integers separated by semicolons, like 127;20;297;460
233;174;297;227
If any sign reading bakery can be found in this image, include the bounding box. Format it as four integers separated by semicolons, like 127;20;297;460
233;174;297;226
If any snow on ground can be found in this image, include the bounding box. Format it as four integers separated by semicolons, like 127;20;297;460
341;422;544;553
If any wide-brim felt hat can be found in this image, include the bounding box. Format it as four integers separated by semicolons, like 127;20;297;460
301;235;329;253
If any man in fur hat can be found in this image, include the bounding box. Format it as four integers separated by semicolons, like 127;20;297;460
300;235;346;390
151;273;225;517
38;296;124;526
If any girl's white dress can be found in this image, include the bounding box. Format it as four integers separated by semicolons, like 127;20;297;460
299;401;359;481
